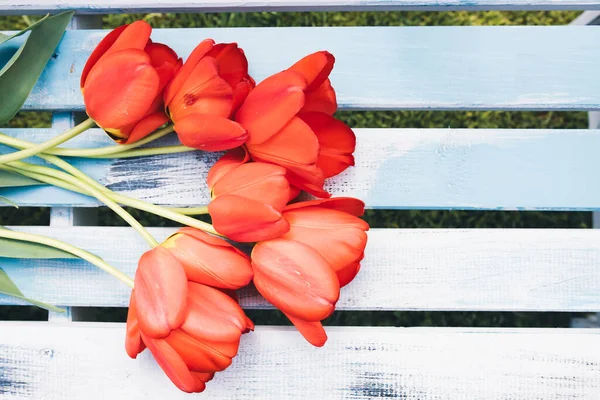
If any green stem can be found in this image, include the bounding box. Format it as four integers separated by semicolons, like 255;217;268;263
0;125;179;158
0;118;95;164
7;158;216;235
168;206;210;215
88;145;195;159
10;161;159;248
0;227;134;288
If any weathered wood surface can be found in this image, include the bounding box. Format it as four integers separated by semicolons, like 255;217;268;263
1;27;598;111
1;227;599;311
0;323;598;399
3;0;600;14
1;128;600;210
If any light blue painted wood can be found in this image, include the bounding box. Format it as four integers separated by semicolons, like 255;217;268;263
1;227;599;311
1;128;600;210
2;0;600;14
3;27;599;112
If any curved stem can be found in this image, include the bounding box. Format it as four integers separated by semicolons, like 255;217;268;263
10;161;159;248
7;158;217;235
167;206;209;215
0;125;175;158
88;145;195;159
0;227;134;288
0;118;95;164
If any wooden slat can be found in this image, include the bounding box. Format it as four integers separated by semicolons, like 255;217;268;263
3;0;600;14
1;226;599;311
0;323;598;399
4;26;599;111
2;128;600;210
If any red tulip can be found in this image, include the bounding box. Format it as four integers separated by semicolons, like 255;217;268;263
81;21;181;143
207;159;292;242
282;198;369;287
300;112;356;178
164;39;253;151
126;247;253;393
161;227;253;289
251;238;340;346
236;52;354;197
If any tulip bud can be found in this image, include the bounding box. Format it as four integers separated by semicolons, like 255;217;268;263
251;238;340;346
81;21;181;143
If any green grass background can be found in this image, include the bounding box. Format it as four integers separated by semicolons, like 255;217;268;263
0;10;591;326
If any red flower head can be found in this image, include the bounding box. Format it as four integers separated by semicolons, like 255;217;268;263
283;197;368;287
207;150;291;242
126;246;253;393
235;52;355;198
251;238;339;347
81;21;181;143
250;197;368;347
164;39;254;151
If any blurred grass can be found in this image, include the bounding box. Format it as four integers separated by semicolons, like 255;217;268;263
0;10;591;325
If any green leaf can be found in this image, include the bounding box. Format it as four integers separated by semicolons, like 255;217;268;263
0;170;43;187
0;196;19;208
0;15;50;46
0;237;76;259
0;267;64;312
0;11;74;124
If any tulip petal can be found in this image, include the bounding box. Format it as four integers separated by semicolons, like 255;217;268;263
209;195;290;242
285;197;366;217
288;186;301;202
336;261;361;288
247;116;318;165
174;114;248;152
212;162;290;211
285;166;329;199
162;229;253;289
142;334;207;393
81;24;127;88
193;372;215;384
251;239;339;321
168;57;233;121
207;147;249;189
231;77;255;116
104;20;151;56
164;38;216;106
167;330;232;372
134;247;188;338
206;43;249;90
181;282;249;342
236;70;307;145
303;78;337;115
282;207;368;285
145;42;181;70
125;292;146;359
301;112;356;178
124;112;169;144
84;49;159;131
288;51;335;91
284;313;328;347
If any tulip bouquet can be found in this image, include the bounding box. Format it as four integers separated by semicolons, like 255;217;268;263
0;18;369;393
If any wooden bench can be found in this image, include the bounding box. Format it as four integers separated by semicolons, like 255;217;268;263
1;3;600;399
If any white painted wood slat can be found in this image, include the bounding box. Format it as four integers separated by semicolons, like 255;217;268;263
0;323;598;399
2;128;600;210
3;0;600;14
1;227;599;311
